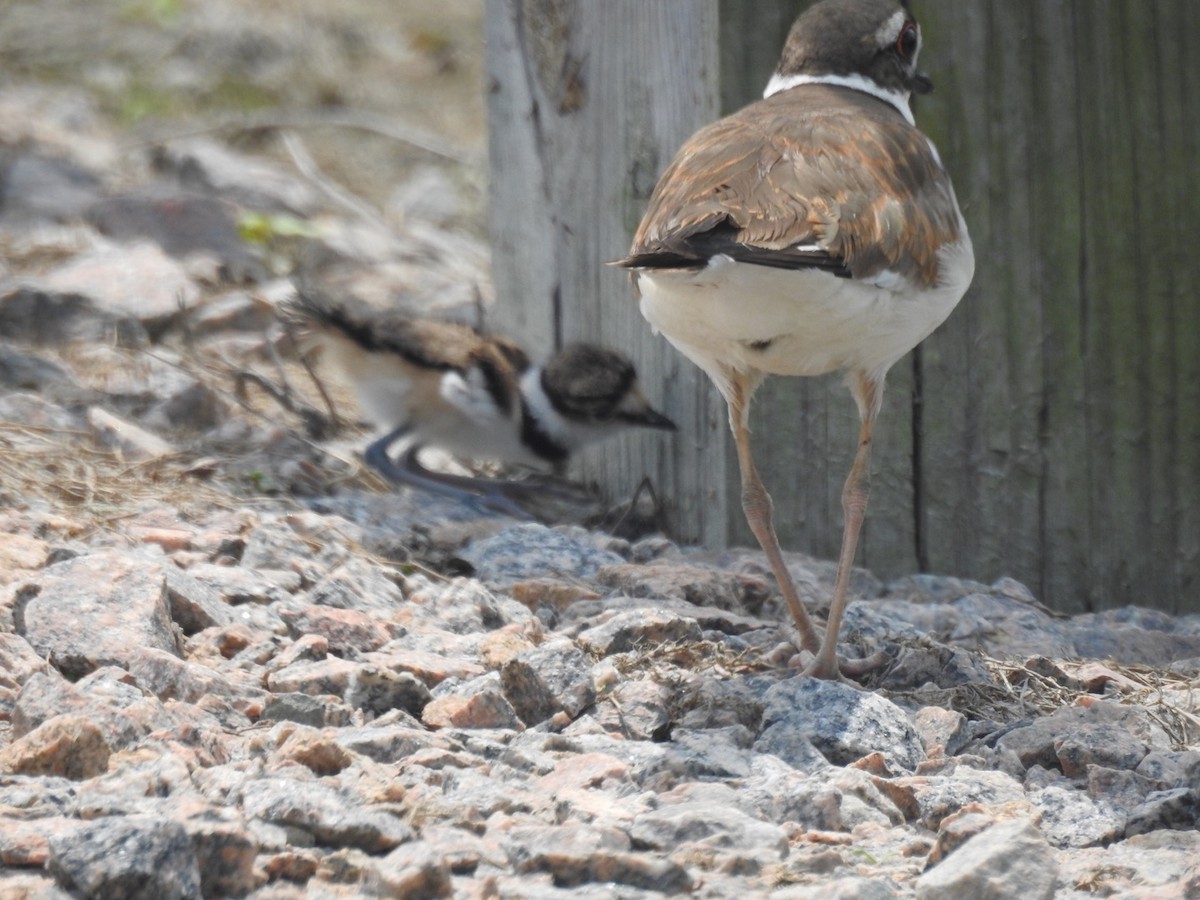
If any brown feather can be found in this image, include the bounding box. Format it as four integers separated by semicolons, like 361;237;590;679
622;84;962;289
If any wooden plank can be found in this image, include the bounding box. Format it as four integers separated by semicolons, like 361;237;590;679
1154;0;1200;612
909;0;1014;588
718;0;795;113
1074;2;1147;610
1125;0;1176;613
1028;0;1089;613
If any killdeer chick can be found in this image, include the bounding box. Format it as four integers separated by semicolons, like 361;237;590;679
616;0;974;678
284;288;676;516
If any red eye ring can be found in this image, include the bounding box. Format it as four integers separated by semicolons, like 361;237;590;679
897;22;919;60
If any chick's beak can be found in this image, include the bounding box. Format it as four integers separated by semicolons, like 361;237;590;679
626;407;677;431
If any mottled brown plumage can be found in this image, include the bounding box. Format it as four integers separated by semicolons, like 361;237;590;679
626;85;962;289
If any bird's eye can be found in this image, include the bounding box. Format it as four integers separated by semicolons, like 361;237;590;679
897;22;919;60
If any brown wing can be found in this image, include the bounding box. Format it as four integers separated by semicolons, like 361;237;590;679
284;287;530;414
619;85;964;289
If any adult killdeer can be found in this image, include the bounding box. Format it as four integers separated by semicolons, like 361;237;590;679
284;288;676;516
615;0;974;678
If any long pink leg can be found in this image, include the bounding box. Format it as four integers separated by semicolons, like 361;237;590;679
806;370;887;679
724;370;823;655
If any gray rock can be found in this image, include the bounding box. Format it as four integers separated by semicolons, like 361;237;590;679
753;723;835;774
1124;787;1200;836
240;777;411;853
369;840;453;897
461;523;624;585
911;705;970;756
261;692;352;728
500;637;596;726
19;552;181;679
0;152;103;225
0;285;140;345
303;559;407;612
336;722;457;764
152;137;321;216
575;609;703;657
901;768;1028;830
915;819;1057;900
185;561;297;606
761;677;925;771
993;701;1170;774
629;782;788;870
43;240;202;319
84;189;264;282
164;566;233;635
595;678;672;742
1028;785;1125;848
345;664;431;718
0;345;79;393
504;822;692;894
1135;749;1200;788
424;672;523;731
46;815;203;900
771;877;901;900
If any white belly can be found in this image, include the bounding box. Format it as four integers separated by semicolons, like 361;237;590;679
637;240;974;392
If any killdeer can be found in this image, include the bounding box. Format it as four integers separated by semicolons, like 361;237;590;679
284;288;676;516
615;0;974;678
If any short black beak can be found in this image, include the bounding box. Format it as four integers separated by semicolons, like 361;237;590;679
623;408;677;431
914;70;934;95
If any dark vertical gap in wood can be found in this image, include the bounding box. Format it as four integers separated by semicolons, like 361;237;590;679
1153;4;1176;613
1030;0;1049;607
551;284;563;351
1069;0;1095;612
1019;0;1042;606
911;345;927;572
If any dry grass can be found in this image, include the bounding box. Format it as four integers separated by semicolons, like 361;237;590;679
982;656;1200;750
0;420;238;522
601;635;1198;750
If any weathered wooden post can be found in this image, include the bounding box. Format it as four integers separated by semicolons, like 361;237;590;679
484;0;732;546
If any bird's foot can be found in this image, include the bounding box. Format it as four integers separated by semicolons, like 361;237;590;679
776;644;888;683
